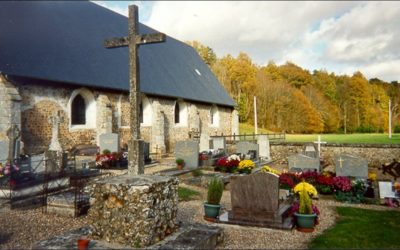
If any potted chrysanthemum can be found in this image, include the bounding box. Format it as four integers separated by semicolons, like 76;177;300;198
237;159;255;174
292;180;319;232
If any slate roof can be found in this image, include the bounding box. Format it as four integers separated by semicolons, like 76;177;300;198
0;1;235;107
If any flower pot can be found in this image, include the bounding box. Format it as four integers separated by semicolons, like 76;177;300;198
204;202;221;219
177;164;183;170
77;239;90;250
294;212;317;230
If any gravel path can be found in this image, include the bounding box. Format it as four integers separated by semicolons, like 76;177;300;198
0;176;397;249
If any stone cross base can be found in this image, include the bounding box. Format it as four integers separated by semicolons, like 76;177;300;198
88;174;179;248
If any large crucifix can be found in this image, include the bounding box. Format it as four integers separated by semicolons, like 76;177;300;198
104;5;166;175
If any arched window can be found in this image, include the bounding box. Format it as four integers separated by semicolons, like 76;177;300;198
210;105;219;127
141;95;152;126
174;100;188;126
139;102;144;124
174;102;180;124
71;94;86;125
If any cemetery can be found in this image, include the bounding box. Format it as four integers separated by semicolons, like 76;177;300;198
1;2;400;250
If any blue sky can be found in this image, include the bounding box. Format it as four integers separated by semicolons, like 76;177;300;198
93;1;400;82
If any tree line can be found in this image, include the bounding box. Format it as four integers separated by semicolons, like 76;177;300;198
187;41;400;134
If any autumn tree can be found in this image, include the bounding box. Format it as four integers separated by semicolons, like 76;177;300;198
186;40;217;67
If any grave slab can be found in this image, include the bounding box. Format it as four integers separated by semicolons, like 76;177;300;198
334;154;368;179
99;133;119;153
288;154;320;172
175;140;199;169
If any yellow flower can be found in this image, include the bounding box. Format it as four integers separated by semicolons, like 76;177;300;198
261;166;280;175
368;172;377;182
294;181;317;197
238;160;255;170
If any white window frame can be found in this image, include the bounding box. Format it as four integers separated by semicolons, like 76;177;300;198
67;88;96;130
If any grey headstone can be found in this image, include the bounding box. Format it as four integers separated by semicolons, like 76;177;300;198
211;137;226;151
99;133;119;153
303;143;318;158
229;172;280;221
175;140;199;169
257;135;271;160
288;154;320;172
0;140;9;162
334;154;368;179
199;133;210;152
237;142;259;160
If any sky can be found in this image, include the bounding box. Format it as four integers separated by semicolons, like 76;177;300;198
93;1;400;82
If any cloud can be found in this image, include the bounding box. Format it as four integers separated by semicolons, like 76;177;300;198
98;1;400;81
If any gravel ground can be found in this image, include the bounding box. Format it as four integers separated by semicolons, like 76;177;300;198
0;170;397;249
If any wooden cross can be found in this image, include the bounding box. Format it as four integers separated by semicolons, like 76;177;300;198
104;5;166;175
6;124;20;162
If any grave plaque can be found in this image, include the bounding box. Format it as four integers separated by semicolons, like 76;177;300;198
288;154;320;172
257;135;271;160
334;154;368;179
99;133;119;153
378;181;397;199
175;140;199;169
237;141;259;160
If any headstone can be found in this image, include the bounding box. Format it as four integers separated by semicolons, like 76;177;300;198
219;172;293;229
211;137;226;151
334;154;368;179
303;143;318;158
378;181;397;199
6;124;20;162
99;133;119;153
288;154;320;172
48;110;64;151
199;133;210;152
257;135;271;160
237;141;259;160
0;140;8;162
175;140;199;169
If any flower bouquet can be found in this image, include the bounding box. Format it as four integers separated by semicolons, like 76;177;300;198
237;159;255;174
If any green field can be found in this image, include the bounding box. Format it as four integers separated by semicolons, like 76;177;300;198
239;123;400;144
309;207;400;249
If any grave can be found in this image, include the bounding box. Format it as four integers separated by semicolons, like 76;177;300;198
378;182;398;199
288;154;320;172
237;141;259;161
334;154;368;179
48;110;64;151
303;143;318;158
211;137;226;152
47;191;90;217
199;133;211;152
257;135;271;161
99;133;119;153
219;172;293;229
175;140;199;169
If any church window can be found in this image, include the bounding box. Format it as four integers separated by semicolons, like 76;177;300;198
210;105;219;127
174;100;188;127
174;102;180;124
71;94;86;125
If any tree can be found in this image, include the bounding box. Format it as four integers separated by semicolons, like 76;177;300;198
186;40;217;67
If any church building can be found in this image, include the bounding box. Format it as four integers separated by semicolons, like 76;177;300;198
0;1;238;157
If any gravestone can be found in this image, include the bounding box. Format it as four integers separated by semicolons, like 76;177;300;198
303;143;318;158
99;133;119;153
288;154;320;172
211;137;226;152
378;182;397;199
175;140;199;169
334;154;368;179
199;133;210;152
219;172;293;229
0;140;8;162
257;135;271;160
237;141;259;160
6;124;20;162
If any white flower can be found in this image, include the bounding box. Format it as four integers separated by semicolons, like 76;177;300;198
228;154;240;161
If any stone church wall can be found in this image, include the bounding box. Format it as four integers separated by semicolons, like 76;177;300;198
7;78;235;154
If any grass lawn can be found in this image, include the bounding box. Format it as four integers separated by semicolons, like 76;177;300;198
286;133;400;144
309;207;400;249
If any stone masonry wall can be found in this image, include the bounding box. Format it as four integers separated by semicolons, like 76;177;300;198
88;175;179;248
271;143;400;167
9;78;234;154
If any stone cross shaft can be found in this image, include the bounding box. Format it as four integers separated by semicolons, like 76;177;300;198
313;135;326;158
6;124;20;162
48;110;64;151
104;5;166;175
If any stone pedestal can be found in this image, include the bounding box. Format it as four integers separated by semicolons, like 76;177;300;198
88;174;179;248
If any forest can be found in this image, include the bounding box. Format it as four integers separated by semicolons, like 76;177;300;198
187;41;400;134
